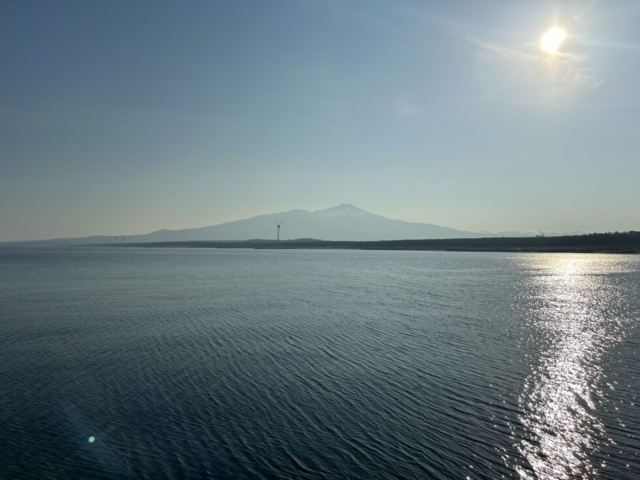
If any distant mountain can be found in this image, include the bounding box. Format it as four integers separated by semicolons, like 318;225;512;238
134;204;481;243
0;204;584;245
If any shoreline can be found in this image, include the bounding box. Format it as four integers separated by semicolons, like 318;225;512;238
94;232;640;254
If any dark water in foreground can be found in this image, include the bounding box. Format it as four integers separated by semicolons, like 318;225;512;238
0;248;638;479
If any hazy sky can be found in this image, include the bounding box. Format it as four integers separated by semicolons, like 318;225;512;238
2;0;639;241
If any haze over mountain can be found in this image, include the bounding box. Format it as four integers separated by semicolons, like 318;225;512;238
2;205;581;245
139;204;478;242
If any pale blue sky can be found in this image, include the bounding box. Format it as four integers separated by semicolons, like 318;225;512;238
1;0;639;241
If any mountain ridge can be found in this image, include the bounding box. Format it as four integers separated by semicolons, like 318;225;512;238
0;204;584;245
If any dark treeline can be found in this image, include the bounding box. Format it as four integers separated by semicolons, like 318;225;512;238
112;231;640;253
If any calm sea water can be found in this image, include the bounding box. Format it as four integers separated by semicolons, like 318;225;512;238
0;248;638;479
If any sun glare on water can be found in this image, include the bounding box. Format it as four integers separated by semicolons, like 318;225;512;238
540;27;566;54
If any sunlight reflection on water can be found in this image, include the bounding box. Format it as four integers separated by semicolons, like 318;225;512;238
513;255;631;479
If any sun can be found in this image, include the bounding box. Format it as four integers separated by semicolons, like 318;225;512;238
540;27;566;55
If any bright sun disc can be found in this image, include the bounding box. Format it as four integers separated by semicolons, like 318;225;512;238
540;27;566;54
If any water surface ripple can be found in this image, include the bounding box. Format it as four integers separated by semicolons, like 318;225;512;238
0;248;638;479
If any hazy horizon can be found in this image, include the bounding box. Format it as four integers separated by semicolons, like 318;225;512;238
0;203;598;243
2;1;640;241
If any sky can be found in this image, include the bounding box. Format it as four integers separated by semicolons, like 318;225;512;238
1;0;640;241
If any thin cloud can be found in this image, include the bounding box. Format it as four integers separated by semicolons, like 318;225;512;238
542;51;593;99
462;35;536;62
462;34;598;105
394;100;422;118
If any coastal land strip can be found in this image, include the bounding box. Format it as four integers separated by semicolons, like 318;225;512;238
102;232;639;254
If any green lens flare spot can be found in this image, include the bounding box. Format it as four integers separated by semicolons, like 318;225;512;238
88;436;96;443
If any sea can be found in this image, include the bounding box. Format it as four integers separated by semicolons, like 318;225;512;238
0;247;638;479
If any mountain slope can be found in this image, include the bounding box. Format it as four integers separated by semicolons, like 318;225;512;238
135;204;479;242
2;204;582;245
